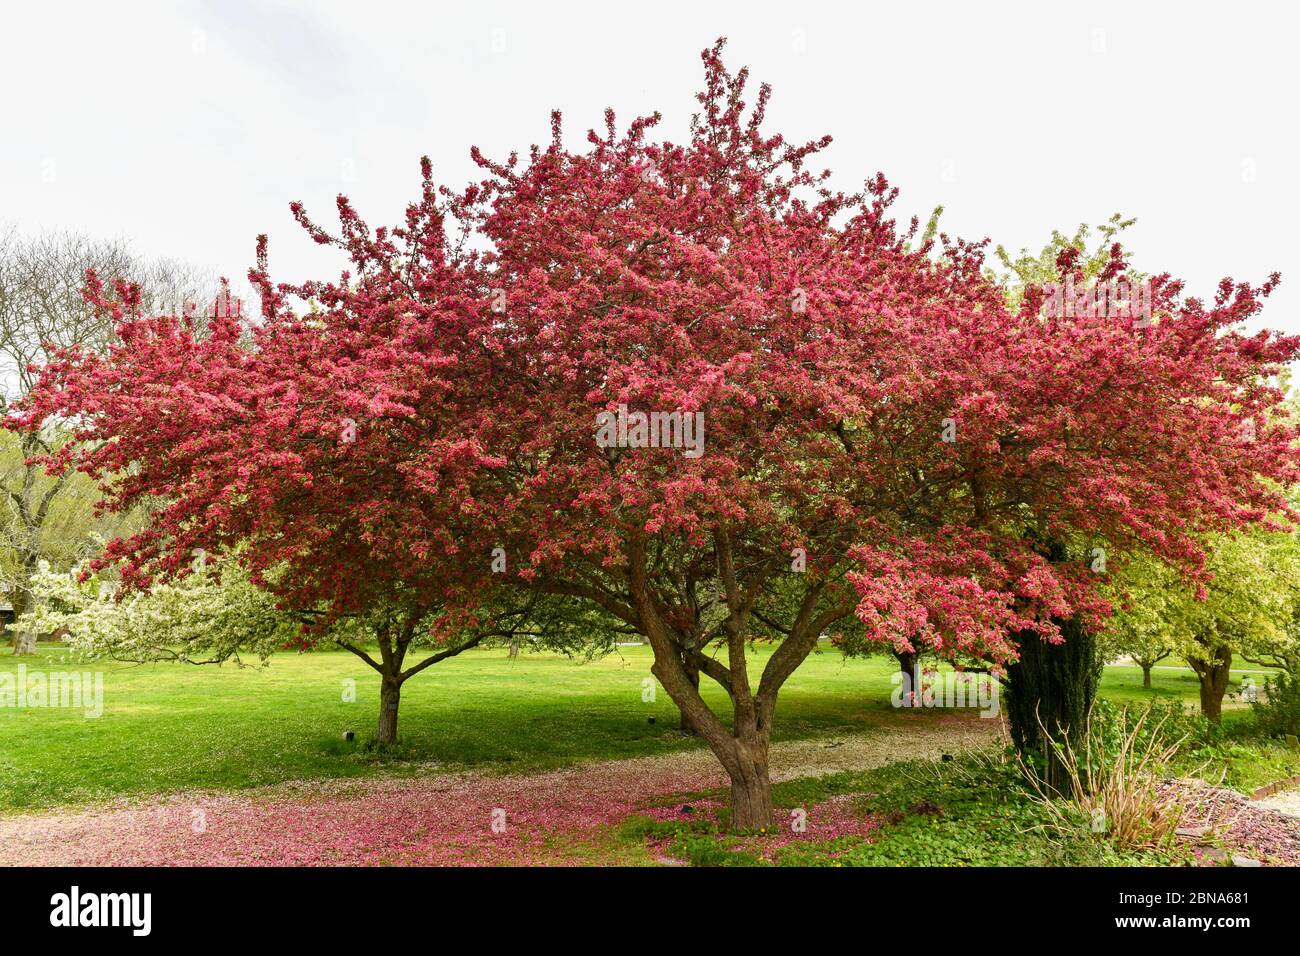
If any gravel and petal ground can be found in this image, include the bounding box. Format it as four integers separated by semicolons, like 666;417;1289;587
0;717;996;866
8;708;1299;867
1173;781;1300;867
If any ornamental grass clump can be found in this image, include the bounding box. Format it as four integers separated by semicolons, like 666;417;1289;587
1021;702;1186;851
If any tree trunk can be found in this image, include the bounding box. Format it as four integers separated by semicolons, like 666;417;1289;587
646;647;777;828
10;587;36;656
372;633;411;746
13;629;36;656
1190;648;1232;724
1006;615;1101;796
729;742;774;830
620;534;839;833
1004;541;1102;794
893;649;918;705
508;638;520;659
1141;663;1152;689
376;677;401;745
678;652;700;736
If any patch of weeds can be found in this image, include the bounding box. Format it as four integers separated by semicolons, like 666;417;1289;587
621;811;763;866
1182;738;1300;792
671;833;764;867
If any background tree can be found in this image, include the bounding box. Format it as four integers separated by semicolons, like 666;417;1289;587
989;213;1140;301
14;179;551;744
23;557;299;666
1097;604;1173;689
22;556;558;742
1105;533;1300;722
0;228;208;653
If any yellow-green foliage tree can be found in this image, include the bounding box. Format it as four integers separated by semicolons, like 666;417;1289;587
1102;531;1300;722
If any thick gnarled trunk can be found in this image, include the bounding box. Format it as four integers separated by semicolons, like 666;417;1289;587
1006;615;1100;795
12;629;36;656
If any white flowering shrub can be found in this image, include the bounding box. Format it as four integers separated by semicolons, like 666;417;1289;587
22;560;301;665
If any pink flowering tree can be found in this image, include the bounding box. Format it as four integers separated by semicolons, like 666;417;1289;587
461;41;1300;822
18;39;1299;824
17;167;530;745
952;241;1298;778
838;221;1300;783
450;43;1070;826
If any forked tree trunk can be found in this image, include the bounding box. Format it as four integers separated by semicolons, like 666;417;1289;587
1189;647;1232;724
622;533;849;833
644;634;780;829
665;674;775;829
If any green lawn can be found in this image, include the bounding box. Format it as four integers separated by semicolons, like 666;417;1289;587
0;642;1276;812
1099;662;1272;709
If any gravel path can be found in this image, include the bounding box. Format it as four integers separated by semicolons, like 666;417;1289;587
1253;786;1300;819
0;714;998;866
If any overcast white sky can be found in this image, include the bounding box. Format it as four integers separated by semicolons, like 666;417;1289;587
3;0;1297;330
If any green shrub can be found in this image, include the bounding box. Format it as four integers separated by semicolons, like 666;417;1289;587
1087;697;1212;757
1251;670;1300;739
